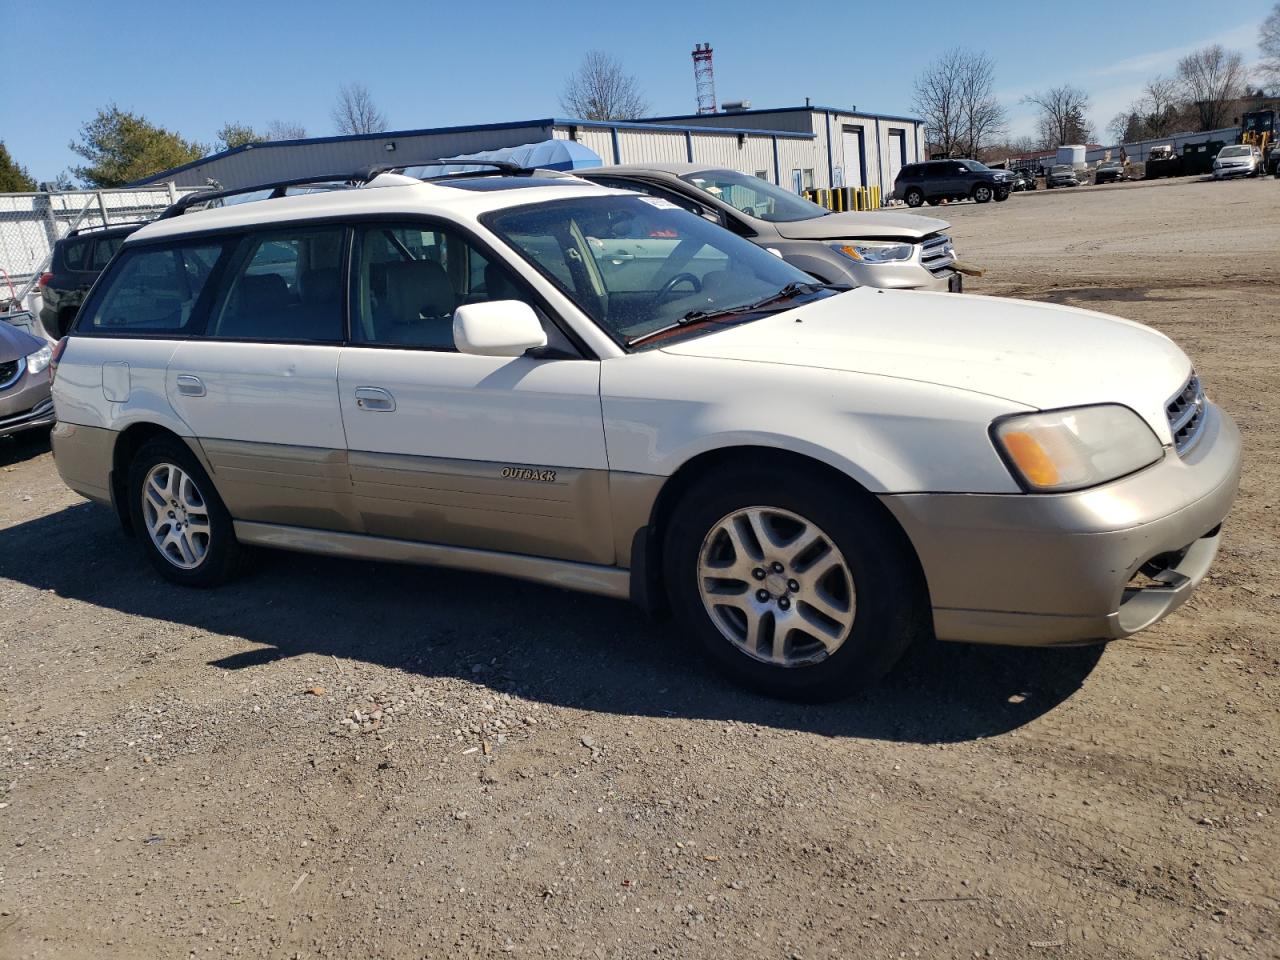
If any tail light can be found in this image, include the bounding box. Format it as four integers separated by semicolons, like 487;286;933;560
49;337;68;383
37;272;53;288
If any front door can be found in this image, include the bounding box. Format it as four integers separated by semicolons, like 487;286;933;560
166;224;356;531
337;220;613;565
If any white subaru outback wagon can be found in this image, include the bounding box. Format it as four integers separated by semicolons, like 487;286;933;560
49;169;1241;700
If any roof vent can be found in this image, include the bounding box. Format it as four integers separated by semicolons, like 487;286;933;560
721;100;752;112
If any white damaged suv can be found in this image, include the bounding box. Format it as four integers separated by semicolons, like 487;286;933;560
49;169;1241;700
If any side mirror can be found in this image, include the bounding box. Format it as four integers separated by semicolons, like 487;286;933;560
453;300;548;358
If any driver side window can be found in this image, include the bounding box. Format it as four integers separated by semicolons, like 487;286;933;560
349;223;535;350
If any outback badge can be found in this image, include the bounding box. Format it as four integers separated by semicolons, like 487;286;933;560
502;466;557;482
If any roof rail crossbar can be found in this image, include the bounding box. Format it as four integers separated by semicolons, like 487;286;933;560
156;159;528;219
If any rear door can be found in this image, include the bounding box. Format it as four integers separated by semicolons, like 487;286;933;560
165;224;357;532
336;219;612;563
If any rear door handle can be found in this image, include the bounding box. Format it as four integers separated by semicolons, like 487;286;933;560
175;375;205;397
354;386;395;412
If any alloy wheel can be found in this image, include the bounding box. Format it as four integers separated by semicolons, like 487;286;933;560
696;506;856;667
141;462;212;570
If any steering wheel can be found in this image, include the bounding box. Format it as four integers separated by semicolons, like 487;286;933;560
652;272;702;304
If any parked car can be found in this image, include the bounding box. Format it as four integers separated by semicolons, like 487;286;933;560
1007;169;1036;191
578;164;962;292
1211;144;1263;179
1046;164;1084;188
0;312;55;438
50;170;1241;700
38;222;144;339
1094;160;1128;185
892;159;1014;207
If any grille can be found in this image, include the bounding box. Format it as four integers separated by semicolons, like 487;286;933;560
920;234;956;276
0;358;23;391
1166;372;1206;456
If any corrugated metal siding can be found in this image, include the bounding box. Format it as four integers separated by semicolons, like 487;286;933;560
617;130;688;164
648;111;815;134
776;139;820;189
573;128;617;163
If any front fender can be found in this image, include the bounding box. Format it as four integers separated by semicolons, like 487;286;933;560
601;352;1027;494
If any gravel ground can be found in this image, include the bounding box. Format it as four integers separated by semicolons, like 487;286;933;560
1;175;1277;960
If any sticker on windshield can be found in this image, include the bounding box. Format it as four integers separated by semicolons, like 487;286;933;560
637;196;680;211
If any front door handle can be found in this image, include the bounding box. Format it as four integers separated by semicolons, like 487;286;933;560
354;386;396;412
176;375;205;397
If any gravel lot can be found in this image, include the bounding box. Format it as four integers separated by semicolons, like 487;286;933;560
1;175;1277;960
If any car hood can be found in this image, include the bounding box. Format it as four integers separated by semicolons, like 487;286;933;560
0;317;45;363
660;288;1190;440
772;210;949;241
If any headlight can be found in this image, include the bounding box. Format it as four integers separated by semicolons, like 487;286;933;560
26;343;53;375
992;404;1163;492
832;241;914;264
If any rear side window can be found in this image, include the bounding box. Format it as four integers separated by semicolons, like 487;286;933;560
79;241;224;334
62;239;90;270
898;165;919;179
90;236;124;270
206;227;345;342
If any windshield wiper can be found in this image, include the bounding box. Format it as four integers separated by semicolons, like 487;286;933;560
626;281;850;347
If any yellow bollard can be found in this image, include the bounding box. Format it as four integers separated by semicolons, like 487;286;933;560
872;185;881;208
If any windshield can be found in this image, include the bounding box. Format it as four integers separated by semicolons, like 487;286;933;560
484;195;835;348
1218;146;1249;158
678;169;828;223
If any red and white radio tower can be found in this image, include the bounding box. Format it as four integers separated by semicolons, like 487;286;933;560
692;43;716;115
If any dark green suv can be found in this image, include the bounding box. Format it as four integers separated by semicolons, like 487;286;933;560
38;223;143;338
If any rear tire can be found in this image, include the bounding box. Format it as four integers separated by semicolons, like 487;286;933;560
904;188;924;208
663;465;926;701
127;436;242;587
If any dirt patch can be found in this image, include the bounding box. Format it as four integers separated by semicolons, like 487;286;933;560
1;177;1278;959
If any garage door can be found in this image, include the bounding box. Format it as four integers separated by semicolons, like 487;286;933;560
888;129;907;184
841;127;865;188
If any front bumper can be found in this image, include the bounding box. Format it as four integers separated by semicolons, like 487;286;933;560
1213;165;1255;178
0;366;54;437
881;401;1241;646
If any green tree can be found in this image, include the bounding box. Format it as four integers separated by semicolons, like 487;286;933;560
216;122;262;151
0;141;37;192
69;105;208;187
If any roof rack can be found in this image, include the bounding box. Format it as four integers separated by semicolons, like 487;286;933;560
156;160;530;219
69;220;153;236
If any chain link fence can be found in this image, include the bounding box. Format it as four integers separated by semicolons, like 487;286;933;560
0;185;204;309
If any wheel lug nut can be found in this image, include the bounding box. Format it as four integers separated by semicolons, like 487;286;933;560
771;561;784;573
778;597;790;611
788;579;800;593
756;589;770;603
752;568;766;580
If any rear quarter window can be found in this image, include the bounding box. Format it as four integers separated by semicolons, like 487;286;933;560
77;240;226;335
62;239;90;270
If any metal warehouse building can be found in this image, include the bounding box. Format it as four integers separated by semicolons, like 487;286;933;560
138;104;925;200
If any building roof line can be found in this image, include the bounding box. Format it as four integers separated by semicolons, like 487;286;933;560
636;104;924;125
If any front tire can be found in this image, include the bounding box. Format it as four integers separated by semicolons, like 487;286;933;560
904;188;924;208
663;466;926;701
994;188;1010;201
973;185;993;203
127;436;242;587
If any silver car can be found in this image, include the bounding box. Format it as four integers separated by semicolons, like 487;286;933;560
579;163;963;293
0;313;55;439
1212;145;1262;179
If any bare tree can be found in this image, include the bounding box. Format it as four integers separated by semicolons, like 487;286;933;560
1260;2;1280;88
1107;75;1187;144
560;51;648;120
1177;45;1246;130
1023;84;1093;146
913;49;1007;158
266;120;308;140
331;83;388;135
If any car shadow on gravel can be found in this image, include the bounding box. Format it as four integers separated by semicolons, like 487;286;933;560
0;503;1104;744
0;430;51;467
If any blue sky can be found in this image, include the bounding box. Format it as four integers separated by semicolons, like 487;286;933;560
2;0;1275;181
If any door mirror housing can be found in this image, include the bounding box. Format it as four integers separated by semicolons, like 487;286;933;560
453;301;548;357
